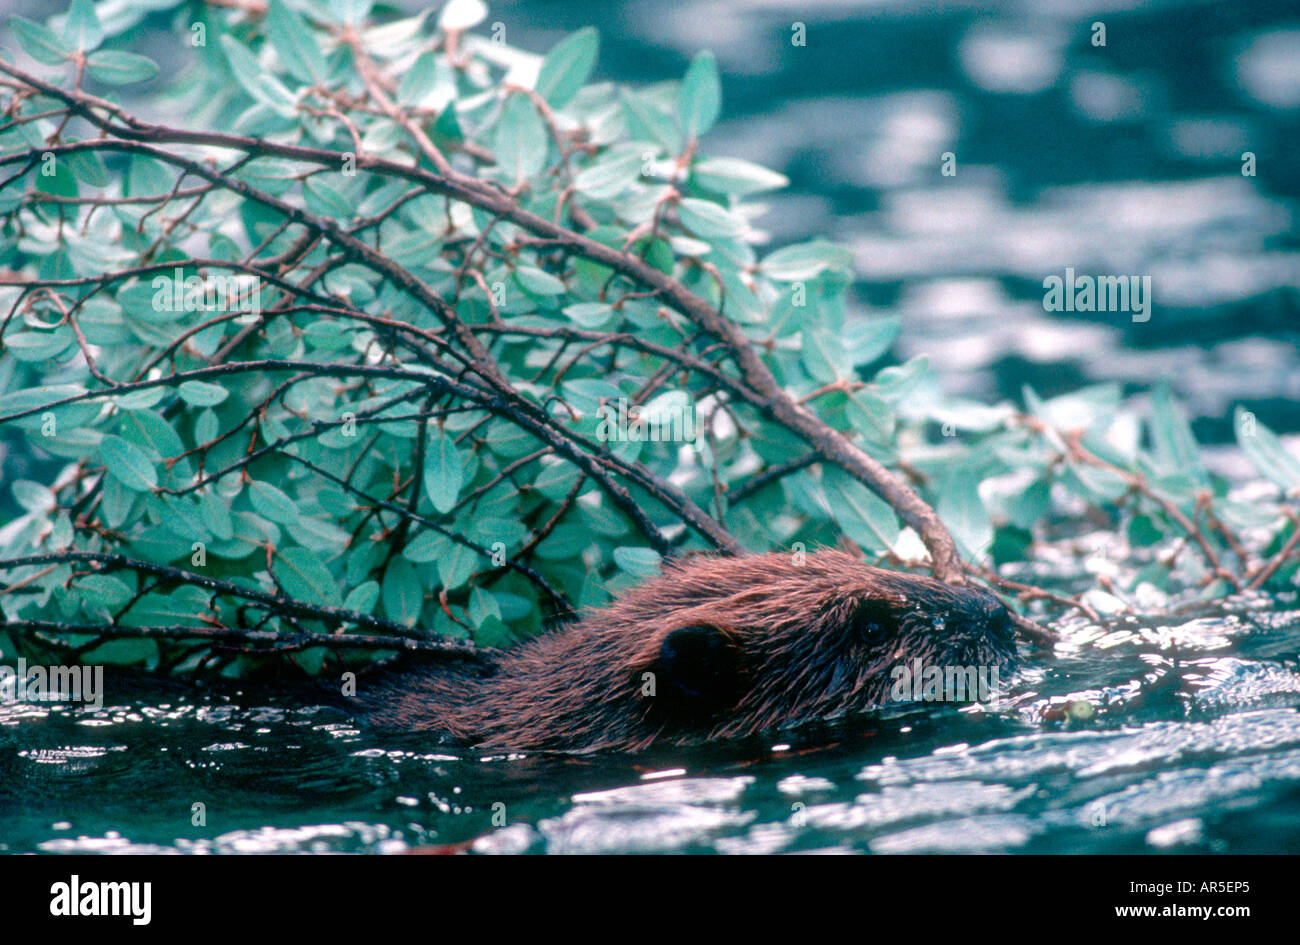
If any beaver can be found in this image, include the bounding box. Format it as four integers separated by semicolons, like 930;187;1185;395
349;550;1019;753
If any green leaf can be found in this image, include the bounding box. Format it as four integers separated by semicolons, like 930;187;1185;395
1127;513;1163;547
82;638;158;667
532;459;581;501
762;240;855;280
472;615;514;648
125;525;195;565
537;523;591;561
100;435;158;492
468;516;527;548
120;587;210;627
85;50;159;85
621;91;683;155
514;266;566;296
536;27;599;108
874;356;933;404
11;17;72;65
123;155;170;196
494;93;547;184
33;159;78;199
199;489;234;541
1070;464;1129;502
344;580;380;614
576;503;629;538
287;516;352;553
304;178;355;218
398;49;437;105
74;573;133;609
434;101;462;140
249;480;300;525
63;0;105;52
423;429;463;513
64;149;110;187
12;479;55;513
678;51;721;138
156;494;209;543
822;468;900;553
467;586;502;626
1006;478;1051;530
572;146;642;201
2;329;73;362
193;409;218;445
291;646;328;675
329;0;374;25
801;327;847;382
437;541;476;590
1026;382;1121;436
936;472;994;561
382;558;423;626
613;546;661;578
218;36;296;114
562;302;615;329
562;377;621;415
120;408;184;460
844;317;900;367
692;156;787;196
402;529;446;564
234;158;300;192
101;476;134;528
1235;408;1300;491
273;547;342;608
266;0;325;83
676;197;745;239
177;380;230;407
1150;383;1203;480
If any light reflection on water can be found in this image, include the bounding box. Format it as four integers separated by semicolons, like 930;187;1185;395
1;599;1298;854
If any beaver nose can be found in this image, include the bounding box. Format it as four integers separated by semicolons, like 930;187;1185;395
991;611;1015;642
967;592;1010;629
971;594;1014;641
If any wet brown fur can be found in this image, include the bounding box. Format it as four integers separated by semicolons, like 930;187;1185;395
351;550;1018;753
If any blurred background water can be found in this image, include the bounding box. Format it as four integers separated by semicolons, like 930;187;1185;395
1;0;1299;853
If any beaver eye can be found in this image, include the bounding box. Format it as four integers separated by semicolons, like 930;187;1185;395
851;598;897;644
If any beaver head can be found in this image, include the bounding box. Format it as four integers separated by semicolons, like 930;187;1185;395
618;550;1018;744
373;550;1020;753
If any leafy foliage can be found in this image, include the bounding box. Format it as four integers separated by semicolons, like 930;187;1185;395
0;1;1296;676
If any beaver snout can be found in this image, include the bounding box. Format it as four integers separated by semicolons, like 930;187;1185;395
950;588;1015;641
917;586;1020;672
979;595;1016;644
990;610;1016;644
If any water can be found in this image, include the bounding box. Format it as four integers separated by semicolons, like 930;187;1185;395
3;593;1299;853
2;0;1299;853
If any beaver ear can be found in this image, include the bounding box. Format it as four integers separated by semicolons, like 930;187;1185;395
652;625;745;717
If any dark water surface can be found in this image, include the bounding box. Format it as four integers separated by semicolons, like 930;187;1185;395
4;594;1300;853
2;0;1299;853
